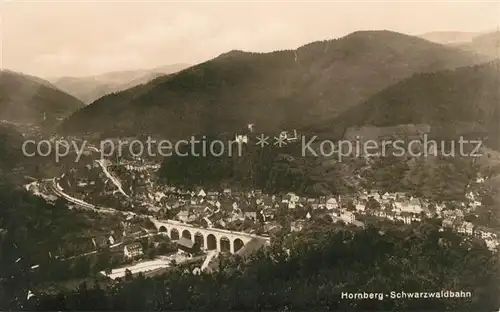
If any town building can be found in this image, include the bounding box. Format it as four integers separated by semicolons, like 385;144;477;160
176;237;201;254
340;211;355;224
124;243;143;259
457;221;474;235
326;197;339;210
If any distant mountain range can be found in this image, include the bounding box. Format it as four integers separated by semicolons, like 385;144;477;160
420;31;500;58
326;60;500;149
59;30;491;140
456;31;500;59
419;31;481;44
49;64;191;104
0;70;84;131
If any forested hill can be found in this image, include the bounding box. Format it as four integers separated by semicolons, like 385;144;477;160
0;70;84;133
0;124;24;180
59;30;487;139
322;61;500;150
50;63;190;104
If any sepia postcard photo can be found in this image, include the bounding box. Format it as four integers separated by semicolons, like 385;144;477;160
0;1;499;311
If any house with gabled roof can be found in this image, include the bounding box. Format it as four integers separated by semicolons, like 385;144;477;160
281;194;290;204
375;210;388;219
466;191;482;209
318;196;327;205
197;189;206;197
203;206;214;214
340;211;355;224
176;210;196;223
288;192;300;202
92;235;115;249
228;211;244;223
291;220;307;232
395;196;422;215
253;189;263;197
382;192;394;200
264;222;282;235
434;202;445;215
214;200;221;209
306;197;318;204
244;211;258;221
261;195;274;208
331;210;340;218
355;200;367;212
124;243;143;259
442;208;464;220
395;192;407;200
122;224;143;237
326;197;339;210
206;191;219;199
457;221;474;235
399;212;412;224
216;199;232;211
299;197;308;205
386;211;396;221
231;190;243;198
369;191;381;202
260;208;275;221
176;237;200;254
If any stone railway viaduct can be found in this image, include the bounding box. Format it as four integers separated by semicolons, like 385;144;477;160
151;219;271;254
50;176;270;254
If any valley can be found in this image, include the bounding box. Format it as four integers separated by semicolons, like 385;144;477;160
0;12;499;309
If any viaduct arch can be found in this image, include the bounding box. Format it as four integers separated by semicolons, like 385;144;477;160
153;219;270;254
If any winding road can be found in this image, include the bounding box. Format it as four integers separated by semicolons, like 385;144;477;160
95;159;130;198
50;178;135;216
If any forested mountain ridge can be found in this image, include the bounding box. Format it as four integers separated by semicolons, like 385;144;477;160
51;64;190;104
59;30;488;139
0;70;84;130
322;60;500;150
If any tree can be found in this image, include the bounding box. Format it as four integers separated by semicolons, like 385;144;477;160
54;197;68;210
93;249;112;273
72;256;91;278
345;200;356;211
124;269;133;281
146;247;156;259
105;267;112;276
366;197;381;211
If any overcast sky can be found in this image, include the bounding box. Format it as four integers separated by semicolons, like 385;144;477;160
1;1;499;78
